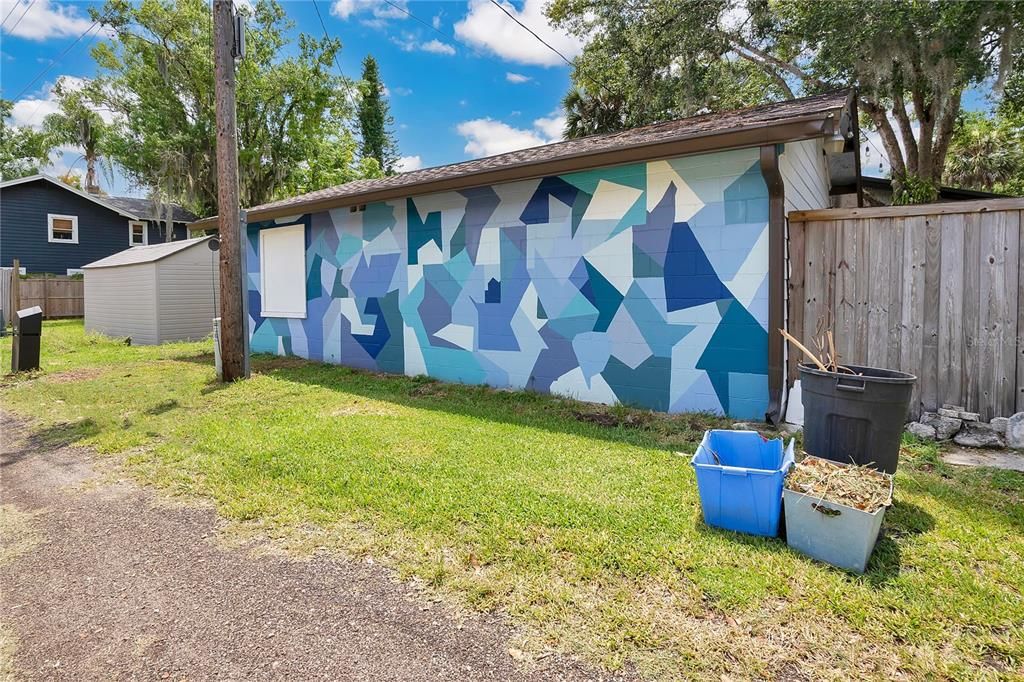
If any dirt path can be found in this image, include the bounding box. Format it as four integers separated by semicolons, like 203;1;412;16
0;413;617;681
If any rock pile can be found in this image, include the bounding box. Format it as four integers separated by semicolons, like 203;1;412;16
905;406;1024;450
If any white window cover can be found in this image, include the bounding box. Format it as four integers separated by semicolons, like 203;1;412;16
259;224;307;318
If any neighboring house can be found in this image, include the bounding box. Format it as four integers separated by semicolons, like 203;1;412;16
192;91;858;421
83;236;219;345
845;176;1012;207
0;174;197;274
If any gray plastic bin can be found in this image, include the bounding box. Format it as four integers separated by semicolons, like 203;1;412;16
783;472;893;574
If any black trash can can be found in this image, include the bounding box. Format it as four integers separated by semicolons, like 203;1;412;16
12;306;43;373
798;363;916;474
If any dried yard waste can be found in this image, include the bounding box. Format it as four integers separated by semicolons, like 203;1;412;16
785;456;893;513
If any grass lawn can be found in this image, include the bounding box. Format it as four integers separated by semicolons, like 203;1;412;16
2;320;1022;680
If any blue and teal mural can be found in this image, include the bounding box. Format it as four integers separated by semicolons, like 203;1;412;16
247;147;771;418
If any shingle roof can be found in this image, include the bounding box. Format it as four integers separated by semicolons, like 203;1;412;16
192;90;853;228
82;236;214;269
103;196;197;223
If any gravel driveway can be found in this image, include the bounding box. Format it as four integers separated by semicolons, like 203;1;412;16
0;413;619;681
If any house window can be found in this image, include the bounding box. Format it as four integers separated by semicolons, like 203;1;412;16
259;224;307;319
47;214;78;244
129;220;148;246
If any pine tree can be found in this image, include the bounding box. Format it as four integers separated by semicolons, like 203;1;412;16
357;55;399;175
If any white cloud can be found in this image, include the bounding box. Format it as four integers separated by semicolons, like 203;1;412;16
532;113;566;140
0;0;95;41
7;75;97;130
396;155;423;172
331;0;406;21
431;13;442;30
454;0;583;67
420;39;455;56
456;113;566;158
505;72;532;84
392;32;455;56
391;86;413;96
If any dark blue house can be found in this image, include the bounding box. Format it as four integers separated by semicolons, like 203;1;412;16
0;174;197;274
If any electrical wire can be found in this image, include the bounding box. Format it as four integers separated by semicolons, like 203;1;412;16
12;18;100;101
21;23;104;127
310;0;347;81
2;0;37;35
380;0;458;44
0;0;25;29
486;0;572;67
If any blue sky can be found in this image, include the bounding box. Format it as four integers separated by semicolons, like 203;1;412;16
1;0;996;197
1;0;580;197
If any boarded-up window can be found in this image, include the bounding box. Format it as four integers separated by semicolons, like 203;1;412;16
129;220;148;245
259;224;307;318
48;214;78;243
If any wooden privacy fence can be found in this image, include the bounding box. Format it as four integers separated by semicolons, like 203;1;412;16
788;199;1024;421
8;273;84;319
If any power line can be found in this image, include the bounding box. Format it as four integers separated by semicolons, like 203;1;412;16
310;0;347;81
21;23;105;127
486;0;572;67
4;0;38;36
12;18;100;101
380;0;459;45
0;0;24;29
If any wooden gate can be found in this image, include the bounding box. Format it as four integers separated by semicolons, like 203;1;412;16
788;199;1024;420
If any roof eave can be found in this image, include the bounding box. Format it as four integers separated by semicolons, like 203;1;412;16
0;174;143;221
191;106;843;230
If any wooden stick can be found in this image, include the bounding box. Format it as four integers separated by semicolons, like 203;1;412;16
778;328;828;371
827;330;837;371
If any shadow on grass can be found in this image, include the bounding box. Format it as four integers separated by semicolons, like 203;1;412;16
249;354;1022;528
1;418;100;469
145;399;180;416
253;354;732;454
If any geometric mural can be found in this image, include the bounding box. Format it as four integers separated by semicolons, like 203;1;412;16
246;147;770;418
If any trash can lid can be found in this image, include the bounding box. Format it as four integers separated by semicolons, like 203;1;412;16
16;306;43;318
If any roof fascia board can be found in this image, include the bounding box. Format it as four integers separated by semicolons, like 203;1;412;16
81;236;213;269
0;173;142;220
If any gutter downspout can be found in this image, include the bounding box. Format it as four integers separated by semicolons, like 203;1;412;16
760;144;785;426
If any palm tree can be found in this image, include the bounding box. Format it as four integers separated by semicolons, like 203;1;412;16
42;79;112;194
943;112;1022;192
562;85;626;139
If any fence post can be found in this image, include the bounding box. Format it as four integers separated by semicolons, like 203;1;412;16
11;259;20;317
42;273;49;318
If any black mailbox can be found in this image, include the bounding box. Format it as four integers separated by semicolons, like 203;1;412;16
12;306;42;372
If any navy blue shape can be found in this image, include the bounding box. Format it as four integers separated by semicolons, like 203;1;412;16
664;220;732;312
520;176;579;225
352;297;392;359
248;288;265;327
485;278;501;303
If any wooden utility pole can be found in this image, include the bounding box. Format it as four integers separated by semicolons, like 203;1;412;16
213;0;247;380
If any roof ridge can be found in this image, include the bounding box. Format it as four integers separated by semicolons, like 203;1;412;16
195;89;851;226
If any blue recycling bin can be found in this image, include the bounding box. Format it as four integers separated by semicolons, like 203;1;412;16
691;430;794;537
